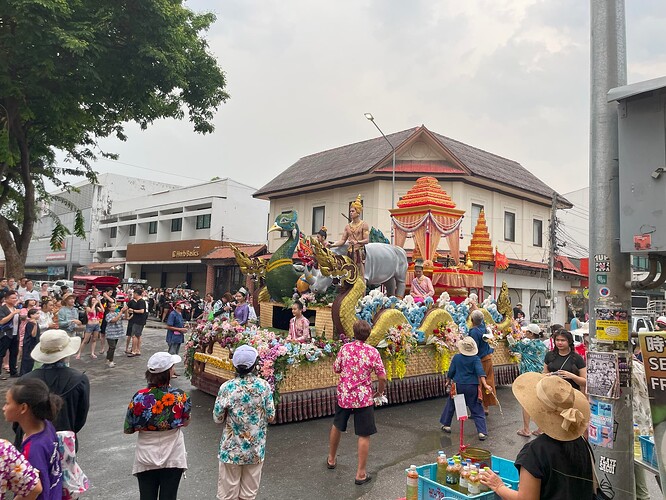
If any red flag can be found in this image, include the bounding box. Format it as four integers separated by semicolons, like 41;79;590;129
495;248;509;270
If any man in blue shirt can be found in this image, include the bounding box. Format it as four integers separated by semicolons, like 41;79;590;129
440;336;492;440
468;309;496;414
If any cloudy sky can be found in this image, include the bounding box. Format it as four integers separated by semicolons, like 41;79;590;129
85;0;666;196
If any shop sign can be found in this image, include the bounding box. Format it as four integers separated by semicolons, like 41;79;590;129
48;266;66;275
172;249;200;258
45;253;67;261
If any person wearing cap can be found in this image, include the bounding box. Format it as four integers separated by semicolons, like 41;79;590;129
166;302;188;359
327;320;387;485
479;372;592;499
410;260;434;303
440;336;492;440
656;315;666;331
213;344;275;500
468;309;496;414
233;289;250;327
14;330;90;449
511;324;548;437
124;352;190;500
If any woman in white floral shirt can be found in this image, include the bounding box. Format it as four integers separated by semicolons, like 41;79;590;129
213;345;275;500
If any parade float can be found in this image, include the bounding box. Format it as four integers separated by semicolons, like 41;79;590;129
188;177;520;423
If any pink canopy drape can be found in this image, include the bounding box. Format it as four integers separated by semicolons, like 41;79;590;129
392;211;462;263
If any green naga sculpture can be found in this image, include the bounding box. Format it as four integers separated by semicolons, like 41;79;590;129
266;210;302;301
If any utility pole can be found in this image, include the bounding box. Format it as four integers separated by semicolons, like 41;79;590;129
547;192;557;324
589;1;634;498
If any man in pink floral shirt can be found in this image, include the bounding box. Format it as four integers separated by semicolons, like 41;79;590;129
326;320;386;485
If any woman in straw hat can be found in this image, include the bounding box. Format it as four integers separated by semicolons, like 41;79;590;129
440;336;492;440
479;372;592;499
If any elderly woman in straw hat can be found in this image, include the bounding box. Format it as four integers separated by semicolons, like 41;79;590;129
440;336;493;440
479;372;592;499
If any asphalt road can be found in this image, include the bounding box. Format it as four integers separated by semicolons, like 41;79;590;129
0;319;661;499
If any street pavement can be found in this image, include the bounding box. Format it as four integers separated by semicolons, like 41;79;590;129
0;318;661;499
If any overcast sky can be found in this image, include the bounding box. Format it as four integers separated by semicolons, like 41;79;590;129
78;0;666;196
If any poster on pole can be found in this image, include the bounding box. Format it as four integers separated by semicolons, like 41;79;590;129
638;332;666;483
586;351;619;399
588;397;614;449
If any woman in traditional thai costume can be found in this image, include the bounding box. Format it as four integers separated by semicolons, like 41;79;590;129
331;195;369;279
410;261;434;303
288;301;310;342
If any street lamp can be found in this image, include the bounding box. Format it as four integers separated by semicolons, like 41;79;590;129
364;113;396;243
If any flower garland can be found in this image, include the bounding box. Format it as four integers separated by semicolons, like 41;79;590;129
185;319;349;402
376;324;418;380
427;321;461;373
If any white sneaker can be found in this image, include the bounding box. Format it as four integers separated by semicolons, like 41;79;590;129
107;361;116;368
478;433;487;441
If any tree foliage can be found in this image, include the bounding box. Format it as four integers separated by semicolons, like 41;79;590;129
0;0;228;276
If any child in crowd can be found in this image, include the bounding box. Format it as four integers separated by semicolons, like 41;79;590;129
20;308;41;376
3;378;63;499
104;297;127;368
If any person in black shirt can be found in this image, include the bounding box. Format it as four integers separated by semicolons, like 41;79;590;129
127;288;148;357
480;372;592;499
543;330;586;391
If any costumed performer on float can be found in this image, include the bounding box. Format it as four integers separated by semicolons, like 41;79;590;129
410;260;434;303
315;226;331;248
330;195;369;280
288;301;311;343
233;288;250;327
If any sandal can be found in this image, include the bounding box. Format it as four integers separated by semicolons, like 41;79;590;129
126;352;136;357
326;459;336;470
517;429;531;437
532;430;543;436
355;474;372;485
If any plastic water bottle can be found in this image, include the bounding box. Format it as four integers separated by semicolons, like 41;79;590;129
467;470;481;495
445;459;459;488
633;423;642;458
436;451;447;485
406;465;419;500
459;465;470;492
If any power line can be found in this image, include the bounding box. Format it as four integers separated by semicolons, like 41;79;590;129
97;157;208;182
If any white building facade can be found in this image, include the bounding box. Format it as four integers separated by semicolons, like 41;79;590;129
24;173;179;280
96;178;268;291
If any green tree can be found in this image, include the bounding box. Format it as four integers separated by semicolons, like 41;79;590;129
0;0;228;277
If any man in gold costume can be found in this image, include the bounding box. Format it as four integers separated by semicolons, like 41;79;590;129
331;195;369;280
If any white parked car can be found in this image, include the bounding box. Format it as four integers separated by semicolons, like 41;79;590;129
48;279;73;295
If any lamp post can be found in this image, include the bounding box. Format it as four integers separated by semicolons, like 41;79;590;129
364;113;396;243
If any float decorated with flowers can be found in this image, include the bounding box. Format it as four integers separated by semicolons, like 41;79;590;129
188;177;521;423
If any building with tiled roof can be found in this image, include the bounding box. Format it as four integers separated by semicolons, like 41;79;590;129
255;125;580;325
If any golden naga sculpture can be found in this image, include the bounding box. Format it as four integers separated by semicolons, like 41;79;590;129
494;280;514;332
312;239;359;285
230;244;267;281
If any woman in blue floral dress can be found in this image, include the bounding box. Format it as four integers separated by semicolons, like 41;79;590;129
510;324;548;437
213;345;275;500
124;352;191;500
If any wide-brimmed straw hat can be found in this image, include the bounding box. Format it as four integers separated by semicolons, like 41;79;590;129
31;330;82;364
456;336;478;357
513;372;590;441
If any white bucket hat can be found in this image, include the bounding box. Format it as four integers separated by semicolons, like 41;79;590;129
31;330;82;364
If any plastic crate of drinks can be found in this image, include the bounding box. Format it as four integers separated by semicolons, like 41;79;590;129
639;436;658;468
413;464;493;500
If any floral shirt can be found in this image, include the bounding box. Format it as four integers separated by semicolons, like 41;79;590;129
334;340;386;408
213;374;275;465
0;439;41;499
124;386;191;434
510;338;548;374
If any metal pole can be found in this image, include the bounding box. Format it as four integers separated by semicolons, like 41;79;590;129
364;113;396;244
589;1;634;498
548;192;557;324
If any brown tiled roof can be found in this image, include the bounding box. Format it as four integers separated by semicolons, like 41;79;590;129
254;125;570;207
202;244;266;261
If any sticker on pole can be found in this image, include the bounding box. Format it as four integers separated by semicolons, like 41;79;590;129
595;262;611;273
599;286;610;297
596;275;608;285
